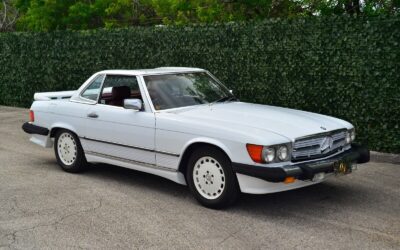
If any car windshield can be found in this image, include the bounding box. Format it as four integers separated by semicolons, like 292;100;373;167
143;72;235;110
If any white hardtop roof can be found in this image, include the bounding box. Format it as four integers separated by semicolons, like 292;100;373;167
97;67;205;76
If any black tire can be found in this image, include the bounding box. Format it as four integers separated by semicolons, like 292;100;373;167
54;129;87;173
186;146;239;209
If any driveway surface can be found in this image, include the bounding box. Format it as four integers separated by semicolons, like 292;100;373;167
0;106;399;249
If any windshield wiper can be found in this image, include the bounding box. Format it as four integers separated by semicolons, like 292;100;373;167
212;95;237;104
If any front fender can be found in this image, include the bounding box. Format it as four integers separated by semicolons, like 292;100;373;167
180;137;234;162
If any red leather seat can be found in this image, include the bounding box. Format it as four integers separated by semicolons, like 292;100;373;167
109;86;130;107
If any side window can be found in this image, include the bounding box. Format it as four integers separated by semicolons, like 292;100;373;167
99;75;142;107
81;75;104;101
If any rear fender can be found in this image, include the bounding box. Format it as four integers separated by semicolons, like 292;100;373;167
49;122;79;137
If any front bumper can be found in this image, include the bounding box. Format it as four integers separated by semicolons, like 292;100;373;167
232;144;370;183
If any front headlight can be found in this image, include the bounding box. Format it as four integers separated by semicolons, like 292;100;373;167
262;147;276;162
346;128;356;144
246;143;291;163
350;129;356;142
277;145;289;161
346;132;351;144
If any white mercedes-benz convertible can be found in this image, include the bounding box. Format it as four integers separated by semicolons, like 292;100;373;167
23;67;370;208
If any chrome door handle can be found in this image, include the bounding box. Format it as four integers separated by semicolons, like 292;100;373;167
87;112;98;118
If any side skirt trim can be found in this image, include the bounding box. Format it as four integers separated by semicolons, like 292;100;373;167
81;137;179;157
85;151;177;172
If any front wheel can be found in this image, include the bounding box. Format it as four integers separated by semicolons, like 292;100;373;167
186;146;239;209
54;129;87;173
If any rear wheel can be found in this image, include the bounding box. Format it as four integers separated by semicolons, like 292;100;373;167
54;129;87;173
186;146;239;209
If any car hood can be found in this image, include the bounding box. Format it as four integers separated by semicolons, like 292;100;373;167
166;102;352;140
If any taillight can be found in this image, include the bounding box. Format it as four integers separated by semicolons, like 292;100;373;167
29;110;35;122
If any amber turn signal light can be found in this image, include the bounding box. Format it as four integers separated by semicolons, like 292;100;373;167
246;144;264;163
284;176;295;184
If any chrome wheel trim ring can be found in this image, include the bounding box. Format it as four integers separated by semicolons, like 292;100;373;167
193;156;225;200
57;132;77;166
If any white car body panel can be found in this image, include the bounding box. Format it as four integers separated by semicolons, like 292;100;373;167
30;134;52;148
236;173;333;194
83;105;156;165
25;67;356;194
34;91;76;101
85;153;187;185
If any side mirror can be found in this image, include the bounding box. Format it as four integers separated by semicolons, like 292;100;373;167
124;99;143;111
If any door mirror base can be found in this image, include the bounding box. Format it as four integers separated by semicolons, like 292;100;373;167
124;99;143;111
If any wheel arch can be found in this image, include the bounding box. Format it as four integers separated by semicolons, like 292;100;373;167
49;123;79;138
177;138;233;176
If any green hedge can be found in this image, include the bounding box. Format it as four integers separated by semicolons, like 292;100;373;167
0;16;399;153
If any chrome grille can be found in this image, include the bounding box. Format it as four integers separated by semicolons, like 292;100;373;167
292;130;347;161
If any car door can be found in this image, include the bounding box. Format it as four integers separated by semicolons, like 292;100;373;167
82;74;156;165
